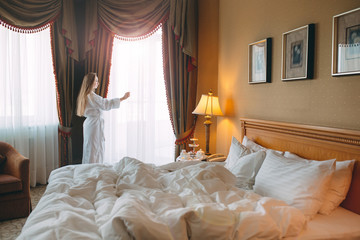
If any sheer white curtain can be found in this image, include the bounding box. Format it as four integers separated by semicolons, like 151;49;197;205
104;26;175;165
0;25;59;187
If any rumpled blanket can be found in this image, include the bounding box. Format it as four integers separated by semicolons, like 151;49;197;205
18;157;306;239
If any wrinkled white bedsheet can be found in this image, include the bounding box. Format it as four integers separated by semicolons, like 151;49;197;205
18;157;306;240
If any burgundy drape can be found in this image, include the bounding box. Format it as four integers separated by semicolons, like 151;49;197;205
162;21;198;158
85;26;114;98
163;0;198;158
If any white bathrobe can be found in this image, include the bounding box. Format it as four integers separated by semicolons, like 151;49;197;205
82;92;120;164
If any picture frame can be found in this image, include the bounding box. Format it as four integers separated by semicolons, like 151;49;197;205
281;24;315;81
332;7;360;76
248;38;272;84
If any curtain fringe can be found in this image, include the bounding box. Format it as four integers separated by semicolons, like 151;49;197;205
162;22;176;136
110;13;169;42
114;22;163;41
50;24;64;126
104;35;115;99
0;20;50;33
188;56;197;72
88;30;98;48
62;30;75;55
0;13;60;34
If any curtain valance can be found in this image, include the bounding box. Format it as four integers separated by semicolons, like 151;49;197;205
98;0;169;37
84;0;169;55
85;0;197;61
0;0;61;29
0;0;197;63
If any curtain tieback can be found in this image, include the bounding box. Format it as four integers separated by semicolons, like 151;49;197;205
58;124;72;137
58;124;72;166
175;125;196;145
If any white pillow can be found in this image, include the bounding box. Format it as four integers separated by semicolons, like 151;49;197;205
320;160;355;215
254;151;335;219
242;136;266;152
243;136;283;155
227;151;266;189
284;151;355;215
224;136;251;170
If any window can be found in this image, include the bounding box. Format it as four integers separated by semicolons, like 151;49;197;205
0;24;58;186
104;26;175;165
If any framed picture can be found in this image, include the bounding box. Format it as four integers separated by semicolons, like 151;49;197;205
248;38;272;84
332;7;360;76
281;24;315;81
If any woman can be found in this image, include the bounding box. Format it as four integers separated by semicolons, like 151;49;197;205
76;73;130;164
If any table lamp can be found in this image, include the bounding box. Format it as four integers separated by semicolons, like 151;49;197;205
192;90;223;155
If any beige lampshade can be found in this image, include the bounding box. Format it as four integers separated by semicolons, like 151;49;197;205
192;93;223;116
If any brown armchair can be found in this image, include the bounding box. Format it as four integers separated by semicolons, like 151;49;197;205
0;141;31;221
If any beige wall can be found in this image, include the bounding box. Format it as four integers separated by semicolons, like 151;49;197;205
195;0;219;154
214;0;360;154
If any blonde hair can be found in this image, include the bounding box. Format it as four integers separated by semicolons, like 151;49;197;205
76;73;97;116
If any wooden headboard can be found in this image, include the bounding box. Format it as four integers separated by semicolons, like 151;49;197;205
240;118;360;215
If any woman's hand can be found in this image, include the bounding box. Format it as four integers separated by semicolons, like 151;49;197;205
120;92;130;101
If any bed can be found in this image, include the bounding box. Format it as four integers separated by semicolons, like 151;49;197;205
17;118;360;239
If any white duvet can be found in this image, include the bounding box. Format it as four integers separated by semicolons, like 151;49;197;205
18;157;306;240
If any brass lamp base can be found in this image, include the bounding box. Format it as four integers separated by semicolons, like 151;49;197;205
204;115;212;155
